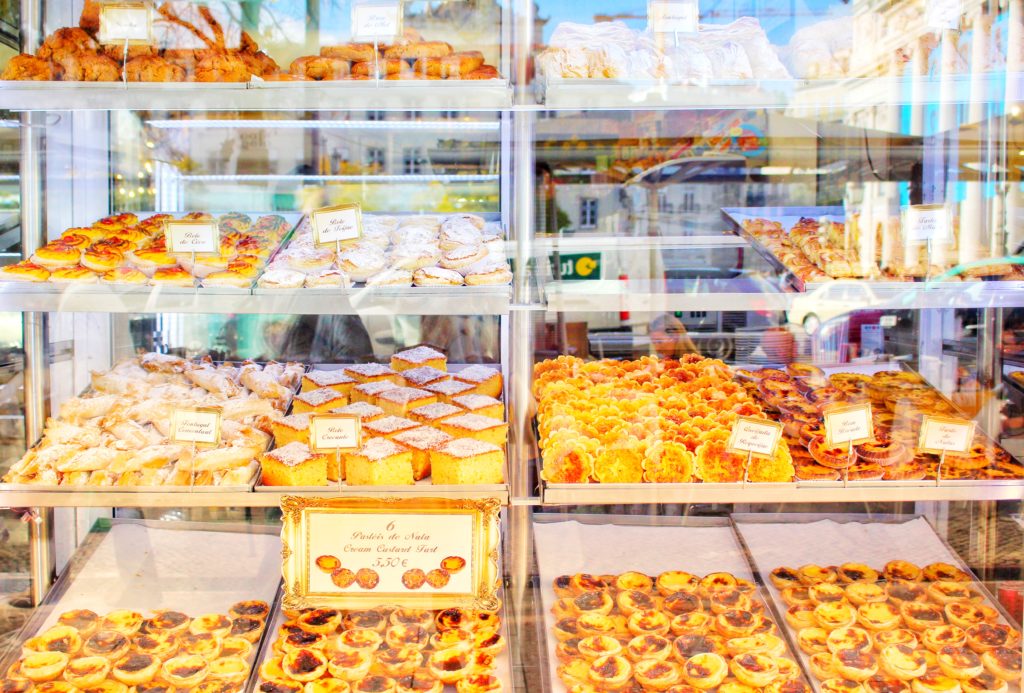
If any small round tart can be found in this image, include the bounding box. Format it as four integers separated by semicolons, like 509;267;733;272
189;614;231;639
810;651;839;679
260;680;304;693
770;568;803;590
352;676;396;693
924;563;971;583
553;576;574;598
148;610;191;634
672;635;719;662
306;681;352;693
699;573;739;596
979;647;1021;681
576;635;622;661
575;613;615;638
798;628;830;655
961;672;1008;693
111;652;160;685
682;652;728;690
626;635;672;662
782;587;814;608
820;679;866;693
628;610;671;636
554;618;579;642
765;681;812;693
327;650;373;681
220;636;252;660
883;561;922;582
58;610;100;637
101;611;144;637
786;604;818;630
344;610;387;633
715;610;761;639
815;602;857;630
385;625;430;651
858;603;901;631
615;590;656;616
279;629;325;652
555;638;582;663
828;627;873;654
923;626;968;653
730;652;779;687
34;683;81;693
909;672;962;693
833;648;879;681
658;572;700;596
663;592;702;617
887;581;928;606
864;675;911;693
928;583;976;605
775;657;801;681
809;583;847;605
230;617;264;643
635;658;682;690
966;624;1021;653
395;668;442;693
38;626;84;656
798;565;838;585
615;571;654;593
282;649;328;682
879;644;927;680
132;631;179;658
390;609;434;630
938;646;984;680
83;631;130;661
900;603;946;631
454;673;501;693
672;612;713;636
435;608;473;633
298;609;342;636
838;564;880;584
709;591;753;615
338;627;384;652
229;600;270;622
846;584;888;607
62;656;110;687
374;647;423;677
180;632;222;660
569;574;604;595
945;603;997;630
874;630;918;652
208;655;249;684
427;645;473;684
260;656;287;681
160;654;209;688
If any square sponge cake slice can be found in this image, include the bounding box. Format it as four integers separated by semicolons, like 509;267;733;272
392;426;453;481
391;345;447;372
453;365;502;398
430;439;504;485
261;442;327;486
346;438;414;486
436;413;508;447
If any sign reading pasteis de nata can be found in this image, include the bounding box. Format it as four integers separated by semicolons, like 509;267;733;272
281;496;501;611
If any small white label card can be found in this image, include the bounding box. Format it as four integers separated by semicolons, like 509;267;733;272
351;0;403;42
903;204;951;243
170;407;222;446
310;414;362;452
166;220;220;254
726;416;783;458
99;2;153;44
926;0;963;29
311;203;363;247
823;402;874;447
918;415;975;455
647;0;699;34
281;497;501;611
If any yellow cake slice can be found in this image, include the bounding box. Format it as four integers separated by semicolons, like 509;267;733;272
436;414;508;446
352;380;398;403
362;415;420;439
391;346;447;372
376;387;437;417
392;426;453;481
271;413;312;447
301;369;357;396
452;365;502;398
430;439;504;485
260;442;327;486
346;438;414;486
330;401;385;422
399;366;451;388
292;387;348;414
343;362;401;384
424;379;475;404
451;394;504;420
409;402;464;426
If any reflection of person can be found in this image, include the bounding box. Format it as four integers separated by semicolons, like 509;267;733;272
421;316;499;364
649;313;700;359
258;315;374;363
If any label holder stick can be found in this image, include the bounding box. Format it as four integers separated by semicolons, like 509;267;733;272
936;449;946;486
337;449;343;492
743;449;752;485
374;39;380;84
122;39;129;86
843;439;852;488
189;440;197;492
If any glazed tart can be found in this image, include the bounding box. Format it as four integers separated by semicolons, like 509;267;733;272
326;650;373;681
682;652;728;689
832;648;880;681
282;648;328;682
846;583;888;606
635;658;682;689
961;672;1008;693
937;646;984;680
878;644;927;680
827;627;873;654
730;652;779;687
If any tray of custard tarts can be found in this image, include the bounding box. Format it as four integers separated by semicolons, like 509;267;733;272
732;514;1022;693
0;519;284;693
255;346;509;501
251;595;512;693
532;514;814;693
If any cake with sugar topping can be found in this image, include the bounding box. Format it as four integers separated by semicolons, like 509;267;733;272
343;362;400;384
376;387;437;417
430;438;504;485
261;442;327;486
424;379;475;403
352;380;398;403
399;366;450;388
453;365;502;398
391;346;447;372
330;401;385;422
292;387;348;414
451;394;504;420
301;369;357;395
271;413;312;447
392;426;453;480
409;402;463;426
346;438;414;486
362;415;419;439
437;413;508;446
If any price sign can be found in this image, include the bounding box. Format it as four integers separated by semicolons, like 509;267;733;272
310;415;361;452
170;407;222;446
351;1;403;42
726;417;783;458
919;415;975;456
823;402;874;447
99;2;153;45
903;204;951;243
311;204;363;247
281;497;501;611
926;0;962;29
166;221;220;254
647;0;699;34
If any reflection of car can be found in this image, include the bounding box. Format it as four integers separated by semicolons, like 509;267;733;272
787;281;880;334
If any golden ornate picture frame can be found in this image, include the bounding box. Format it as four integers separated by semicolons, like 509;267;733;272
281;496;501;611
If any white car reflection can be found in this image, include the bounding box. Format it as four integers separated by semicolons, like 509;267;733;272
786;280;880;334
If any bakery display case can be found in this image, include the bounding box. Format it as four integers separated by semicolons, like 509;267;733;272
0;0;1020;691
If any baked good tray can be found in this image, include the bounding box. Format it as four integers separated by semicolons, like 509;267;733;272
721;206;1024;293
532;513;811;693
0;519;282;684
732;513;1023;693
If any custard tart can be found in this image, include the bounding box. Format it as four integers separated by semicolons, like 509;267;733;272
815;602;857;630
58;610;100;638
874;630;918;652
909;672;963;693
671;612;713;636
628;610;671;637
945;603;997;630
928;583;977;606
832;648;879;681
961;672;1008;693
61;655;110;687
189;614;232;639
922;625;968;652
923;563;970;583
838;564;880;584
635;658;682;690
454;673;501;693
427;645;473;684
395;669;442;693
857;603;901;631
373;647;423;678
828;627;873;654
110;652;160;685
786;604;818;630
626;634;672;662
657;572;700;596
101;611;145;637
798;627;830;655
160;654;209;688
83;631;130;661
937;646;984;680
979;647;1021;681
899;603;945;631
966;624;1021;653
682;652;728;690
864;675;911;693
809;583;847;605
615;590;655;616
385;625;430;651
846;583;888;607
326;650;373;681
729;652;779;687
878;644;927;680
820;681;865;693
615;572;654;593
282;648;328;682
883;561;922;583
770;567;803;590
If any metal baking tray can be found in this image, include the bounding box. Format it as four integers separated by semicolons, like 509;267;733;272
0;518;283;684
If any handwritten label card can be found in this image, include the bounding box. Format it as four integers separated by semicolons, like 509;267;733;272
823;402;874;447
99;3;153;44
648;0;699;34
903;204;951;243
170;407;222;446
351;1;402;42
166;221;219;254
726;417;783;458
926;0;963;29
311;204;363;247
918;415;975;455
311;415;361;452
282;497;502;610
